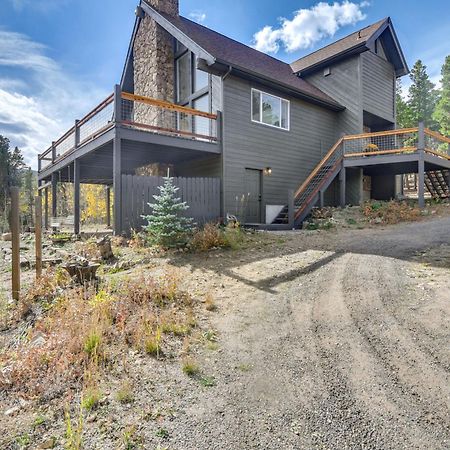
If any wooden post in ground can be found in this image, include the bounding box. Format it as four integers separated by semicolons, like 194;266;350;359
10;187;20;301
35;196;43;279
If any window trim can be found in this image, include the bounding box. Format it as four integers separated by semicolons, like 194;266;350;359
251;88;290;131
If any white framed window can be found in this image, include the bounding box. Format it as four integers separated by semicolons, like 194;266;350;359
251;88;290;130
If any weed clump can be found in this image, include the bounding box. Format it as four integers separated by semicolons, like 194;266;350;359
362;200;421;224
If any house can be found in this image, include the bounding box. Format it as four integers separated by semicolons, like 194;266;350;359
37;0;450;234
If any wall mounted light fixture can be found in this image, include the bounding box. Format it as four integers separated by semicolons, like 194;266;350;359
264;167;272;176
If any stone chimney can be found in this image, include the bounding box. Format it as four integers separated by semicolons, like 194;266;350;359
133;1;179;124
146;0;179;17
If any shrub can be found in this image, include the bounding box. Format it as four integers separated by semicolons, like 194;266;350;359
190;223;228;251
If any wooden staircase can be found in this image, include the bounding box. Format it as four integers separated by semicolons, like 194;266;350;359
272;138;344;227
425;170;449;198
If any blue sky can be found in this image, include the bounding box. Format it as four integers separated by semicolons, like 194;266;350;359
0;0;449;167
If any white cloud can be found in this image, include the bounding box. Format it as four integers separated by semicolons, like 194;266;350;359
0;30;107;168
253;1;368;54
189;11;207;24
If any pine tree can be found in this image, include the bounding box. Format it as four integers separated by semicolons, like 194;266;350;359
142;177;193;247
396;79;413;128
407;60;439;129
433;55;450;137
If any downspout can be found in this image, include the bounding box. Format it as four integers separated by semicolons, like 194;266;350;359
220;66;232;220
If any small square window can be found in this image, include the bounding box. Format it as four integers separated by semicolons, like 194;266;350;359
323;67;331;77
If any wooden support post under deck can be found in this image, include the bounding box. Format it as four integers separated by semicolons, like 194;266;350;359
51;172;57;229
418;121;425;208
106;186;111;228
113;134;122;235
319;190;325;208
339;166;346;208
10;187;20;301
44;187;49;230
74;159;80;235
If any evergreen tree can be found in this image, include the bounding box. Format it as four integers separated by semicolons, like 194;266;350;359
396;79;413;128
142;177;193;247
407;60;439;129
433;55;450;136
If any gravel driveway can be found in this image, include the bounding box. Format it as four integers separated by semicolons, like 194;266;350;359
167;217;450;449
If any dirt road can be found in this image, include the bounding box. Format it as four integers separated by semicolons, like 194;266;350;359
166;217;450;449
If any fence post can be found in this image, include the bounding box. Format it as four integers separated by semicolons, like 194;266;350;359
10;187;20;301
417;121;425;208
35;196;42;279
44;187;49;230
106;186;111;228
288;189;294;228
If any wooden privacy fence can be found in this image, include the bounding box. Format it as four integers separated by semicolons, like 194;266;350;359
121;175;221;232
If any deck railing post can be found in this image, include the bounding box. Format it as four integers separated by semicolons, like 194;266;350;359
74;119;80;148
38;154;41;172
51;141;56;163
288;189;294;228
418;121;425;152
114;84;122;124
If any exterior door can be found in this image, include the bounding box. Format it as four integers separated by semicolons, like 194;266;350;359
244;168;262;223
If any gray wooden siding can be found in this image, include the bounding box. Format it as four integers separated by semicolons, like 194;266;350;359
176;155;221;178
222;75;338;220
304;55;363;135
361;51;395;122
121;174;221;231
211;75;222;114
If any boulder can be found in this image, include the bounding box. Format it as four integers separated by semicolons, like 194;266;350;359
2;233;12;241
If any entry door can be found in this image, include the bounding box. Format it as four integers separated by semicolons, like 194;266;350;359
244;169;262;223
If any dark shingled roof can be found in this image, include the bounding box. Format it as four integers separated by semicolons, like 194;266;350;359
290;18;388;74
158;12;344;110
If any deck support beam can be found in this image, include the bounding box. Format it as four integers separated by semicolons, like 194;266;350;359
44;187;49;230
74;159;80;235
106;186;111;228
339;166;346;207
319;190;325;208
418;121;425;208
113;134;122;235
51;172;57;230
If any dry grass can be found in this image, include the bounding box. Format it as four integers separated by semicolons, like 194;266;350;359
362;200;422;224
0;269;197;399
190;223;245;252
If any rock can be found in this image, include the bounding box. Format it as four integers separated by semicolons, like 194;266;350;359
30;332;46;348
4;405;21;416
2;232;12;241
37;437;57;449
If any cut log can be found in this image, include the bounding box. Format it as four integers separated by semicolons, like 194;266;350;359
96;236;114;260
2;233;12;242
63;262;100;284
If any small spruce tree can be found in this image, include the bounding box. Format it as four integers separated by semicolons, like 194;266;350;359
142;177;193;247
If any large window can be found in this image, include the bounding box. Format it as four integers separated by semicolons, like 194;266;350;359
251;89;290;130
174;40;212;135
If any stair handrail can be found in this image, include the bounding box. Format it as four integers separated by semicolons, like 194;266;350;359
294;137;344;199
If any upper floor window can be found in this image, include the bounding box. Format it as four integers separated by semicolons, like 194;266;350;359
251;89;289;130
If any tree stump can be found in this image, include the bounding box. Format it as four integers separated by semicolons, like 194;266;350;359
96;236;114;260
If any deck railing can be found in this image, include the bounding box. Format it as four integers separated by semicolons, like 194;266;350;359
38;87;219;172
342;126;450;160
343;128;419;157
